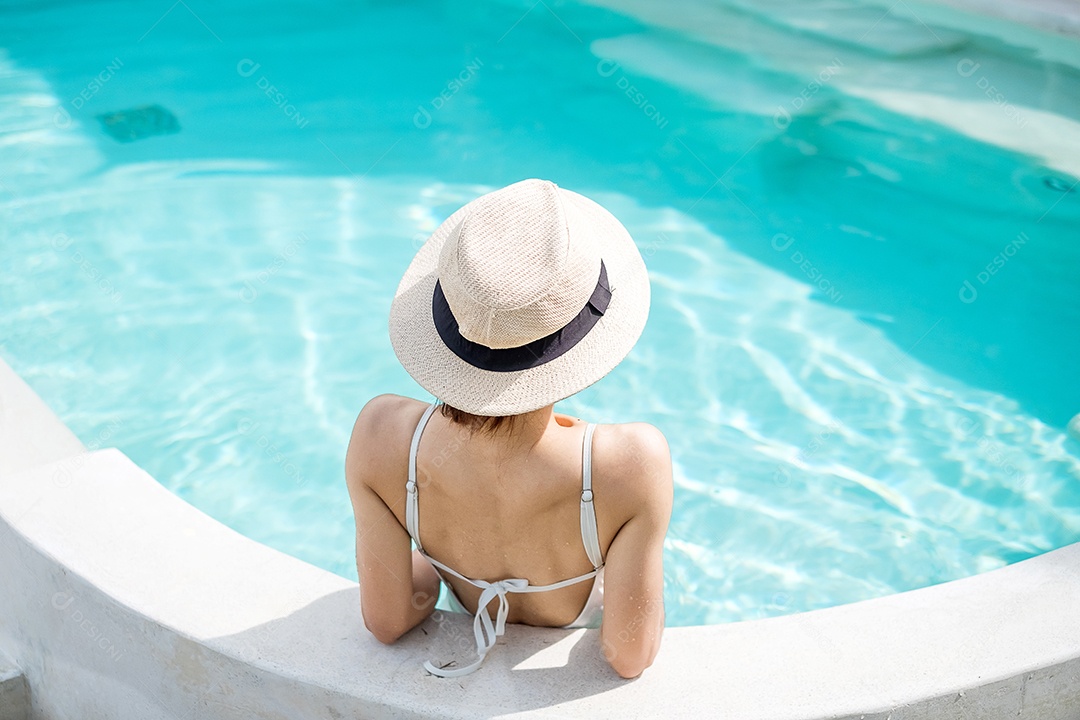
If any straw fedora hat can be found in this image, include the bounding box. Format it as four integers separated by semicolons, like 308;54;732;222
389;179;650;416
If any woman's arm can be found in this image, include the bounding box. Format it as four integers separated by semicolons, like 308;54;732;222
597;423;673;678
345;395;441;644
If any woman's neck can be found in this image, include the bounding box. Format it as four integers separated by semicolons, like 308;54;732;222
485;404;556;452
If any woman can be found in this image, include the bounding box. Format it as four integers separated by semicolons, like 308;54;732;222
345;179;672;679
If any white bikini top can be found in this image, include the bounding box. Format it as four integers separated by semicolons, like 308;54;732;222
405;402;605;677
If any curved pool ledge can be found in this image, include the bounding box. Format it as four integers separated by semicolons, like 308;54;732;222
1;359;1078;719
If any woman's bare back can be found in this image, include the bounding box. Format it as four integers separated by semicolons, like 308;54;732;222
348;393;672;677
368;395;623;627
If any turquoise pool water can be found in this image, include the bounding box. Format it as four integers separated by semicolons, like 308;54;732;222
1;0;1079;625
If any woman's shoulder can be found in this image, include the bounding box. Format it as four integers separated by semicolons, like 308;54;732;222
592;421;670;473
595;419;667;450
590;421;672;513
351;394;432;443
345;394;431;489
355;393;429;425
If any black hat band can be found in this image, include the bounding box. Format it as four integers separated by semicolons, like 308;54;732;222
432;261;611;373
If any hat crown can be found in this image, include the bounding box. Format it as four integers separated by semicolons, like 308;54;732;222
438;179;600;349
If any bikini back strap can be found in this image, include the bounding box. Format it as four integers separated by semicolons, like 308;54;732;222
405;402;439;551
580;423;604;569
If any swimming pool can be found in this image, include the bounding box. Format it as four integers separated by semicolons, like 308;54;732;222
1;0;1078;626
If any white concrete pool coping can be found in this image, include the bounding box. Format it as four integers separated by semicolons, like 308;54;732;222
1;357;1079;719
917;0;1080;37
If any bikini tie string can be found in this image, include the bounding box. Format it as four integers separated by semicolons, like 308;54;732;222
423;577;530;678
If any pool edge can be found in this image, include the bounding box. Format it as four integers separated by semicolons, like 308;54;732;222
918;0;1080;38
1;357;1078;719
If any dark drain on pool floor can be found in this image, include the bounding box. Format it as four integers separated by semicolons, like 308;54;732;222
96;105;180;142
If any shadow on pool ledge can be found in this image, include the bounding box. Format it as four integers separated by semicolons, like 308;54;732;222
211;587;630;709
1;357;1079;719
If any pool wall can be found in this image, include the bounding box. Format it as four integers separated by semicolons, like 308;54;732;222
1;357;1078;719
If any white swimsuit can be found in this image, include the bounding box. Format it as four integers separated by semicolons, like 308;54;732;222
405;402;606;677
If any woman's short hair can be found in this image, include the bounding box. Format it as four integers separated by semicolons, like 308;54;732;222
439;403;518;434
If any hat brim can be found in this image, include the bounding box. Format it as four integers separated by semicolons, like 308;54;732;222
389;187;650;416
